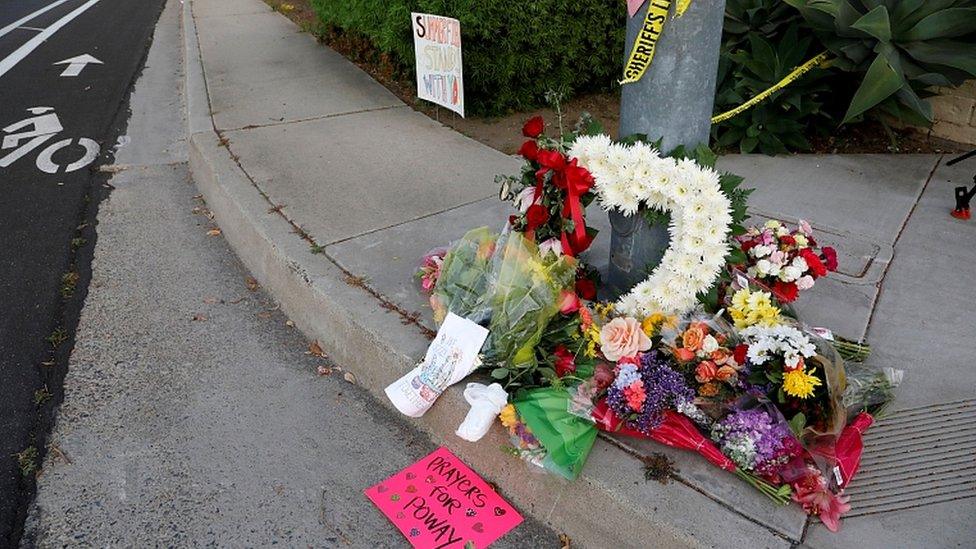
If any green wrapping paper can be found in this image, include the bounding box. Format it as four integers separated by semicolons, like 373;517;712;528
514;387;597;480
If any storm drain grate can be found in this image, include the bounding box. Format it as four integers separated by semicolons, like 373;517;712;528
844;399;976;517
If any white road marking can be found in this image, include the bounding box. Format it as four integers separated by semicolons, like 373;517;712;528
35;137;99;173
0;0;74;40
54;53;102;76
0;0;101;79
17;26;47;32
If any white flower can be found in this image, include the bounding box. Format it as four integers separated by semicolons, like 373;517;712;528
515;187;537;212
752;244;772;258
796;275;815;291
702;334;719;354
756;259;774;276
574;134;732;317
539;238;563;258
791;255;808;272
780;265;803;282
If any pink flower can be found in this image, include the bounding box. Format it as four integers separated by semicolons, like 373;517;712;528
558;290;581;314
539;238;563;257
792;468;851;532
769;250;786;266
516;186;538;213
418;249;446;294
624;381;646;410
600;317;652;361
796;275;815;291
799;219;813;236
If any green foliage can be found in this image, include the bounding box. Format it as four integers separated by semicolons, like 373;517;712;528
784;0;976;124
308;0;625;115
713;25;832;154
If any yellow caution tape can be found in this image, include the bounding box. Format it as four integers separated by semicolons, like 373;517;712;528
675;0;692;17
711;51;831;124
620;0;672;84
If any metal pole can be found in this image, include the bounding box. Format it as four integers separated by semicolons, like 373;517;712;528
606;0;726;297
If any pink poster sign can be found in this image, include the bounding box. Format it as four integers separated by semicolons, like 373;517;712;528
365;447;523;548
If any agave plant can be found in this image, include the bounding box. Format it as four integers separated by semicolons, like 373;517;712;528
784;0;976;124
724;0;804;48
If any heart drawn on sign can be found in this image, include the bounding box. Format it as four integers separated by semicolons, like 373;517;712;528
405;472;416;480
376;485;388;493
406;485;417;494
425;475;435;484
472;522;485;533
494;506;506;517
409;528;420;538
396;512;405;519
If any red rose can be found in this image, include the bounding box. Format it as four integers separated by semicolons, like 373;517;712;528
558;290;581;314
522;116;544;138
536;149;566;170
733;344;749;365
773;280;799;302
575;278;597;301
553;345;576;377
821;246;838;271
518;140;539;161
525;204;550;231
780;235;796;247
800;248;827;278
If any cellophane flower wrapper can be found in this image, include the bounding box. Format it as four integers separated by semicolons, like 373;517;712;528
710;396;808;484
794;327;849;487
842;361;903;417
431;227;499;325
480;231;577;380
513;387;598;480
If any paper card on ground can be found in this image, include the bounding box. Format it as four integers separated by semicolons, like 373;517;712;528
411;12;464;116
386;312;489;417
365;447;523;548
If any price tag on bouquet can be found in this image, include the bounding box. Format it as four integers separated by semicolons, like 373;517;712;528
386;312;489;417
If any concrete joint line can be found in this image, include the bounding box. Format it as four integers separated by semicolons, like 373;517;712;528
221;104;407;134
864;154;945;339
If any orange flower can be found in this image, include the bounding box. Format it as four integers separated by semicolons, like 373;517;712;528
711;347;733;366
699;382;720;397
682;323;708;352
715;365;737;382
695;360;718;383
674;347;696;362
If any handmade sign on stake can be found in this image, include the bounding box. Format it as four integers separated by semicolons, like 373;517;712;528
411;12;464;116
365;447;523;548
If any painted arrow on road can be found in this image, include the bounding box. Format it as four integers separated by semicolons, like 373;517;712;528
53;54;103;77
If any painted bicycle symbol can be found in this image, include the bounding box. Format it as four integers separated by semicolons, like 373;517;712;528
1;107;99;174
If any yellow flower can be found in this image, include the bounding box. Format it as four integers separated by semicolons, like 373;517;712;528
499;404;518;429
783;368;822;399
729;288;782;329
584;325;601;358
641;312;665;336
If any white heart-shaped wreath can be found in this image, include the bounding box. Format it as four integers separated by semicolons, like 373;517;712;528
569;135;732;317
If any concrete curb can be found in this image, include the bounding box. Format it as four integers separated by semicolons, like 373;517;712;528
181;2;799;547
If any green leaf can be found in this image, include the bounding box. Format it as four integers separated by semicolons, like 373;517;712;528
903;8;976;41
851;5;892;42
490;367;510;380
902;40;976;76
843;53;903;123
788;412;807;437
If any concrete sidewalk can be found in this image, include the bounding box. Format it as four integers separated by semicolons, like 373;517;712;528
186;0;976;546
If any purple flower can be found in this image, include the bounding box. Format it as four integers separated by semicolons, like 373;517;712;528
607;351;693;434
710;408;799;473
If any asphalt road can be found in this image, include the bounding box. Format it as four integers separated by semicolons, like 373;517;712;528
0;0;165;544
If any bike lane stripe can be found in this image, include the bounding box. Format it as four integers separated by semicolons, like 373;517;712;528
0;0;99;79
0;0;75;40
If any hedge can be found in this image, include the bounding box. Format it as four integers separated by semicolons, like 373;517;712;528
309;0;627;116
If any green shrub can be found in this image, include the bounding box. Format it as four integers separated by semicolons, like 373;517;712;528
785;0;976;125
309;0;626;116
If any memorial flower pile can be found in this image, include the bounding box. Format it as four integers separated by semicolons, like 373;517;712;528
407;115;901;532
